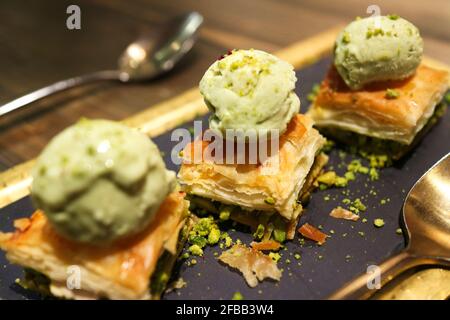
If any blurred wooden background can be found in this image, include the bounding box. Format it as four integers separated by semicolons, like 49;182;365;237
0;0;449;170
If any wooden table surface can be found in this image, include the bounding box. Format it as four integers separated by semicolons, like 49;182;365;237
0;0;449;170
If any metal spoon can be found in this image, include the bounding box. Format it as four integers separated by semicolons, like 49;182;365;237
330;152;450;299
0;11;203;117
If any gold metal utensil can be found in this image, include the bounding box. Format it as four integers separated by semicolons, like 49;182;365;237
330;152;450;299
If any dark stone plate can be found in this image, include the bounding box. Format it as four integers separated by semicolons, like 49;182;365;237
1;57;449;300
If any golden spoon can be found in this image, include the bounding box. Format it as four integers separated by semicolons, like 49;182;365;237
330;152;450;299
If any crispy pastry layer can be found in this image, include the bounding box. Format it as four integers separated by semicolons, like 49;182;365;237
0;191;189;300
178;114;326;221
307;64;449;144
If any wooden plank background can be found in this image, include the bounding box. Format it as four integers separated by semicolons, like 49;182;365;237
0;0;449;170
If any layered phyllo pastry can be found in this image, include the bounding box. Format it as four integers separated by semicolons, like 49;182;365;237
307;15;449;160
178;49;327;243
0;119;190;300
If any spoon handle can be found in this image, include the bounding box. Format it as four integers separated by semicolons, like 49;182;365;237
0;70;121;117
328;251;435;300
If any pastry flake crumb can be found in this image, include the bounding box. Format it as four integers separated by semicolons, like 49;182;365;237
219;244;282;287
298;223;328;245
329;206;360;221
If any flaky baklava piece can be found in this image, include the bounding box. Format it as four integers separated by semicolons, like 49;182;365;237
1;119;190;299
307;15;449;160
179;114;327;242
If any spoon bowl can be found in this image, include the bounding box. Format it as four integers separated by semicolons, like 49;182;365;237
0;11;204;117
330;152;450;299
404;154;450;257
119;12;204;81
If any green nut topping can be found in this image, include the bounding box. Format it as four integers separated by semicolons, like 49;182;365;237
269;252;281;262
374;218;385;228
253;224;265;240
232;292;244;300
219;205;232;221
208;228;221;245
385;88;400;99
188;244;204;256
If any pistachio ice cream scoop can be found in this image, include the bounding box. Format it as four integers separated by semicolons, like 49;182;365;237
31;119;175;245
200;49;300;136
334;15;423;90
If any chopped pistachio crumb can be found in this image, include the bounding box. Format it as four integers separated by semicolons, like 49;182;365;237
225;236;232;247
307;83;321;102
374;218;385;228
358;231;365;237
188;244;203;256
344;171;355;181
352;198;366;212
208;228;221;245
219;206;231;221
385;88;400;99
373;28;384;36
335;177;348;187
445;92;450;104
253;224;265;240
264;197;275;205
369;167;379;180
269;252;281;263
190;259;197;265
39;166;47;176
329;229;335;234
285;259;291;264
317;171;336;185
221;232;233;248
273;228;286;243
342;32;351;44
294;253;301;260
189;235;207;247
181;252;190;259
388;14;399;20
232;291;244;300
396;228;403;235
347;160;364;173
317;171;349;188
362;218;368;223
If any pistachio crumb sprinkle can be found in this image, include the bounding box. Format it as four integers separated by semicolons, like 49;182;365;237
374;218;385;228
385;88;400;99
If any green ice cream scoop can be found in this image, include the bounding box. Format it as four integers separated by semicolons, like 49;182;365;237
334;15;423;90
200;49;300;136
31;119;175;245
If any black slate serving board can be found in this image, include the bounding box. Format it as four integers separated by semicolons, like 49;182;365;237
1;57;449;300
